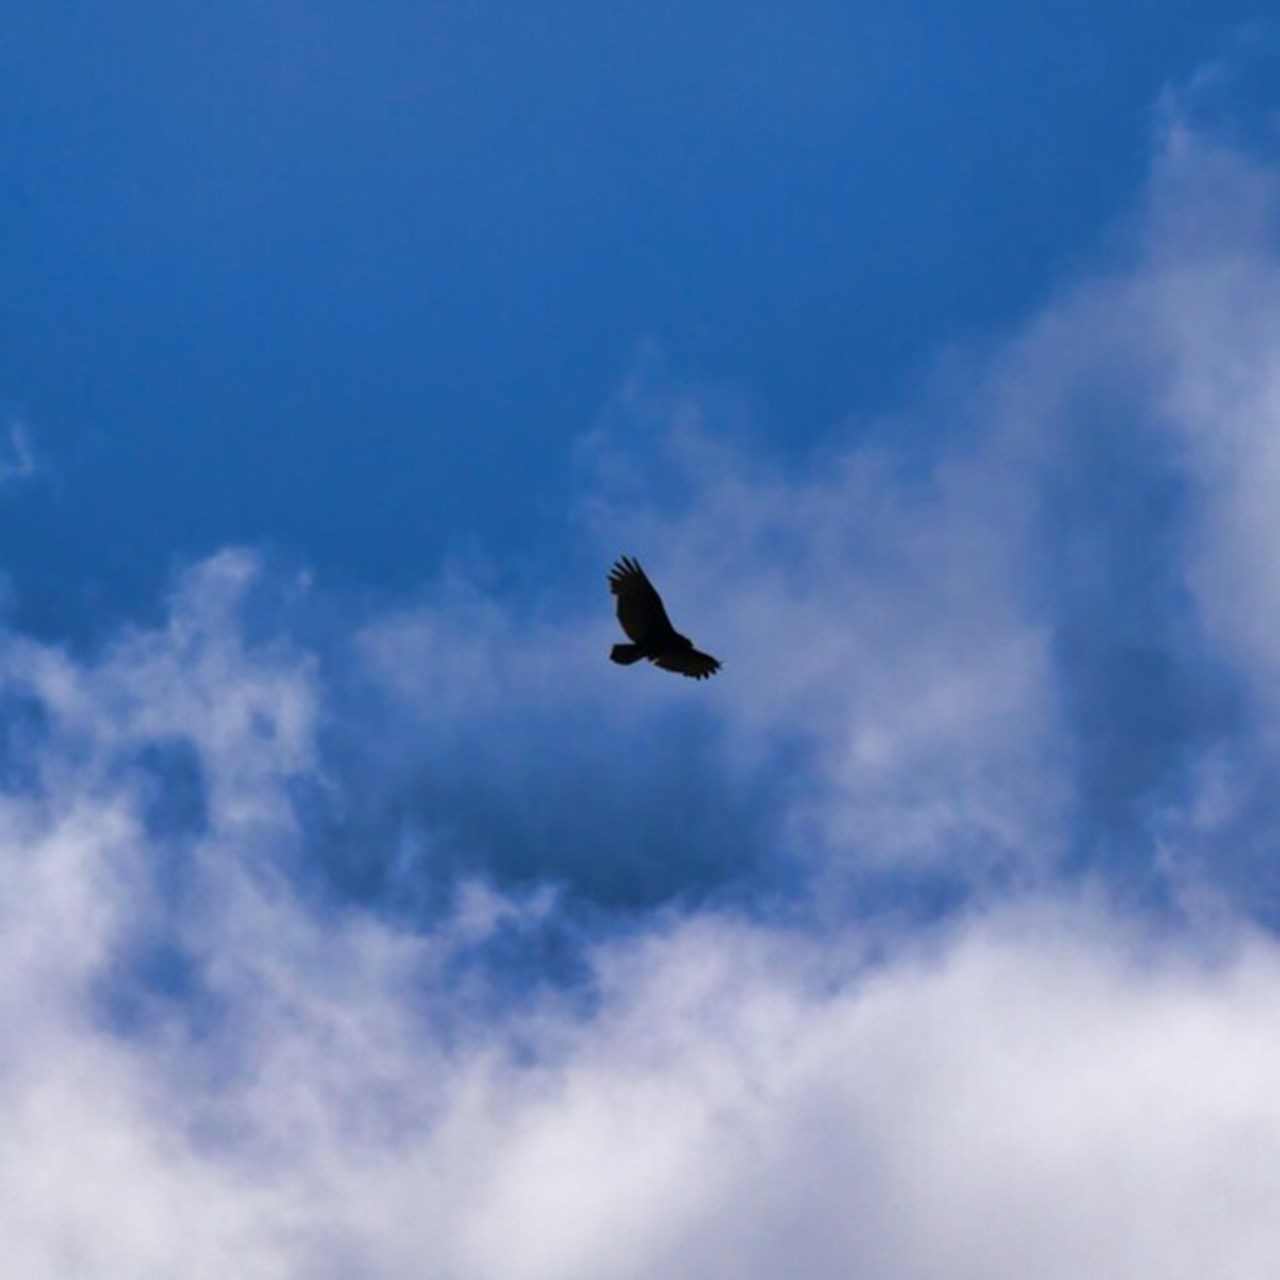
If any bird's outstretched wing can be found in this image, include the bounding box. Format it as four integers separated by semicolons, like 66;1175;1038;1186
608;556;676;643
654;648;722;680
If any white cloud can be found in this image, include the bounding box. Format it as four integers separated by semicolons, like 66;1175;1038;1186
5;744;1280;1280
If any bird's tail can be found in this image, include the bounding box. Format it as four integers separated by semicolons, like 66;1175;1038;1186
610;643;644;665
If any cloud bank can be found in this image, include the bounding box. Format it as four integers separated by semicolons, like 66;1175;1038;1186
7;115;1280;1276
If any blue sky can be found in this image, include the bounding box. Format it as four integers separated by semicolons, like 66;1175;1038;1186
2;1;1271;630
5;6;1280;1277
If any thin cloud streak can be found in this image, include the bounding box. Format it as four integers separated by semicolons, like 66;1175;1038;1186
0;421;35;484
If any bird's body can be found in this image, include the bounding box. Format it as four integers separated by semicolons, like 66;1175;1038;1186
607;556;721;679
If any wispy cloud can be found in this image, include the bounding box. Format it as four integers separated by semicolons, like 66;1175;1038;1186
0;421;35;484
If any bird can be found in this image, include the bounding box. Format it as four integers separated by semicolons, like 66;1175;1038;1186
607;556;721;679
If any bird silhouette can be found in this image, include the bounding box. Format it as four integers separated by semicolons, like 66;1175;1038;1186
607;556;721;679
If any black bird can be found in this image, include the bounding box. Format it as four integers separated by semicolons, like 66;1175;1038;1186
607;556;721;680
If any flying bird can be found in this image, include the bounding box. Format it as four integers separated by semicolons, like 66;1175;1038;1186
607;556;721;679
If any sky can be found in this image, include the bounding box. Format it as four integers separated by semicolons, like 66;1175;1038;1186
5;5;1280;1278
